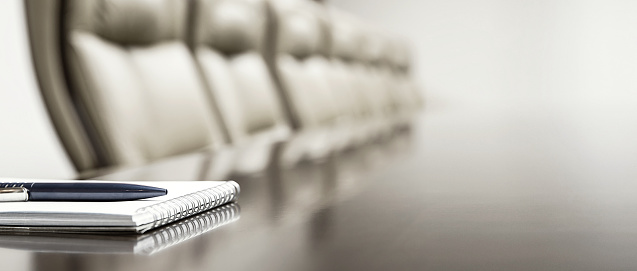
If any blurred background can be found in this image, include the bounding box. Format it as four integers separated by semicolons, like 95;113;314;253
333;0;637;184
1;0;637;181
2;0;637;270
336;0;637;101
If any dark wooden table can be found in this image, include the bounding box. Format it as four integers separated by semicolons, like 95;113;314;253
5;96;637;271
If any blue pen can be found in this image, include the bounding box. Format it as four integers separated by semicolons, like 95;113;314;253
0;182;167;202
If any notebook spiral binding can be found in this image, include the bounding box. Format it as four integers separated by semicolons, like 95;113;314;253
0;183;31;188
136;181;240;232
138;203;240;255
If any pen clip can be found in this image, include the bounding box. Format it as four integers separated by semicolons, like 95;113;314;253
0;187;28;202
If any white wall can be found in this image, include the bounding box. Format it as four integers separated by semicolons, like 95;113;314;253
0;0;75;179
331;0;637;105
331;0;637;184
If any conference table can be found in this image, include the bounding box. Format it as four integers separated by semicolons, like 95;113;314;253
4;87;637;271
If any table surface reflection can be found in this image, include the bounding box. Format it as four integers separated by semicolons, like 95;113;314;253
4;96;637;270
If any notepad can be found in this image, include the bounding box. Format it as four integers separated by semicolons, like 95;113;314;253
0;180;239;233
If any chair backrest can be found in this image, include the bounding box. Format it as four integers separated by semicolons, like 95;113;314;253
25;0;98;173
64;0;225;168
359;28;395;118
387;38;424;111
267;0;338;130
191;0;290;146
327;9;376;120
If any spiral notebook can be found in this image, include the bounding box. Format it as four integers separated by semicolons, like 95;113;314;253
0;180;239;233
0;203;240;254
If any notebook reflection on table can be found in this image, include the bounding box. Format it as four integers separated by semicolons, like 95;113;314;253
0;203;240;255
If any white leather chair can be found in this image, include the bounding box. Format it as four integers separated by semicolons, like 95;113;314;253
64;0;226;170
25;0;99;174
191;0;291;175
323;8;371;148
358;27;397;138
388;39;423;119
267;0;341;166
327;9;386;143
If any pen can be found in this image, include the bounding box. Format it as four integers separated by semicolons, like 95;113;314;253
0;182;167;202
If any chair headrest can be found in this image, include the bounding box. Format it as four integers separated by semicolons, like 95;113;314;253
271;0;327;59
327;9;365;62
359;29;385;65
195;0;266;55
389;39;412;71
67;0;186;46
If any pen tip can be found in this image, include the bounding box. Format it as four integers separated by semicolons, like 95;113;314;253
147;187;167;196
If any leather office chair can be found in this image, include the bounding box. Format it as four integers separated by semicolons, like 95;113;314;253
358;28;397;137
324;8;371;148
191;0;291;175
388;39;423;118
379;37;414;127
377;36;407;127
25;0;99;174
267;0;340;166
64;0;226;170
327;9;387;143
